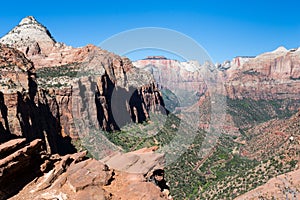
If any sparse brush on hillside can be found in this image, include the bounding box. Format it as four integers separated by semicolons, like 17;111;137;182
71;93;299;199
226;98;299;130
36;63;79;78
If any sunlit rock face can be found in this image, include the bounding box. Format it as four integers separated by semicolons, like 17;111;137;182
0;16;166;142
222;47;300;100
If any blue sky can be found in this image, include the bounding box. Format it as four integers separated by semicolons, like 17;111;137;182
1;0;300;63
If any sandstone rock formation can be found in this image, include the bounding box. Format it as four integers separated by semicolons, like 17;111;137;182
223;47;300;100
133;57;207;96
0;44;76;154
0;16;56;57
101;146;165;175
0;43;34;92
133;47;300;111
0;16;165;141
0;138;167;200
0;139;44;199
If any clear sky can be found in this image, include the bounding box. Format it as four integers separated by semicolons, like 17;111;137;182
1;0;300;63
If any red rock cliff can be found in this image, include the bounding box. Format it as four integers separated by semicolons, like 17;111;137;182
223;47;300;100
0;17;165;148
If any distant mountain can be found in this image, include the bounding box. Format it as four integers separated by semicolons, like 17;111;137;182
133;57;208;108
223;46;300;100
133;50;300;132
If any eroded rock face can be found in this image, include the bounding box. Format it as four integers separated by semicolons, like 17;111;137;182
223;47;300;100
70;47;164;132
0;44;34;141
0;43;34;92
0;44;76;155
0;17;166;139
0;139;44;200
0;141;167;200
133;58;208;94
134;48;300;103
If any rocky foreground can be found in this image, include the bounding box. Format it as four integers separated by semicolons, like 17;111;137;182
0;138;167;200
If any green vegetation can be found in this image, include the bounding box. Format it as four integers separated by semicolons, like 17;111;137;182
242;70;260;76
161;88;179;112
289;159;298;168
71;138;93;158
161;88;201;112
200;154;296;199
104;113;181;152
164;134;260;199
0;81;17;89
227;98;298;130
36;63;79;78
71;94;299;199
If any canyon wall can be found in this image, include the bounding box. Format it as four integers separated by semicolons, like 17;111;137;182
223;47;300;100
0;17;165;153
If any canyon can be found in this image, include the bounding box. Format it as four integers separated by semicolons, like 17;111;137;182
131;43;300;199
0;16;299;200
0;16;169;199
0;16;165;142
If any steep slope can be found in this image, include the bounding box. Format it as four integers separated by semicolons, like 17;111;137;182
241;109;300;161
235;168;300;200
0;17;165;140
0;43;34;92
0;44;75;154
198;109;299;199
223;47;300;100
221;47;300;130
